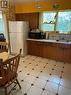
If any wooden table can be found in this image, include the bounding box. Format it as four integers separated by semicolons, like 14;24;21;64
0;52;9;61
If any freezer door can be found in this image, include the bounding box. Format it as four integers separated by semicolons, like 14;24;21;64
9;21;17;33
9;32;18;54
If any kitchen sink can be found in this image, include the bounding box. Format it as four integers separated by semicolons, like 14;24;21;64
56;40;70;42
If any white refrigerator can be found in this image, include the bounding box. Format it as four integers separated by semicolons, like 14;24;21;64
9;21;29;56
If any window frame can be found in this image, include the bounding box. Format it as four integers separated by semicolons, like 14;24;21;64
39;10;71;34
39;11;57;32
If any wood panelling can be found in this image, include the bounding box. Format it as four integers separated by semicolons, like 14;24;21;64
15;0;71;13
15;13;39;29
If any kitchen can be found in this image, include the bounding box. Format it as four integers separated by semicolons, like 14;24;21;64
0;0;71;95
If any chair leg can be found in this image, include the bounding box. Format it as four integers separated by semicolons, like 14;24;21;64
16;79;21;89
5;87;7;95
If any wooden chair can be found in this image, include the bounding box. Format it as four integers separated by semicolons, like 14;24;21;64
0;49;22;95
0;42;8;53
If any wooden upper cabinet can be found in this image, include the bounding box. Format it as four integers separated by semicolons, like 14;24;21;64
15;13;39;29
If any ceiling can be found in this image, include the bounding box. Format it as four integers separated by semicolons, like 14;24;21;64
13;0;47;4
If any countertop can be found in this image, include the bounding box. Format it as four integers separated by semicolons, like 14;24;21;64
27;39;71;44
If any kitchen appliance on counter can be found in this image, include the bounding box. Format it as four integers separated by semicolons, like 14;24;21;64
28;32;41;39
28;32;46;39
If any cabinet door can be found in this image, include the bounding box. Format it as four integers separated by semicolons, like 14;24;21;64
43;43;57;60
30;41;43;57
43;44;48;58
43;43;64;61
56;47;64;62
43;44;52;58
58;44;71;63
43;43;53;59
31;41;38;56
35;42;43;57
27;41;43;57
27;41;33;55
64;47;71;63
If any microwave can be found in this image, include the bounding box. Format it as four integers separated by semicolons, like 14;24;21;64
28;32;41;39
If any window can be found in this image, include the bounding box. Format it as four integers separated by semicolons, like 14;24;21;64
0;11;6;36
56;11;71;33
39;11;71;33
40;12;56;32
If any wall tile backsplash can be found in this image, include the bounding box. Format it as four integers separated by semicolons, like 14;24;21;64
48;33;71;41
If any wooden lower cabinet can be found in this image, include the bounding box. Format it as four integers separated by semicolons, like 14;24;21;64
27;40;71;63
43;44;57;59
56;47;64;62
43;43;64;61
27;41;43;57
63;46;71;63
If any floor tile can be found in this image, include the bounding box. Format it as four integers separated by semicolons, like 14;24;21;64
43;68;52;74
60;78;71;89
24;75;36;84
18;71;26;81
58;86;71;95
42;90;56;95
34;78;46;88
45;81;59;93
63;64;71;73
27;86;42;95
10;90;23;95
20;81;31;94
51;70;61;77
49;75;61;84
0;89;5;95
62;73;71;80
38;72;50;81
29;70;40;77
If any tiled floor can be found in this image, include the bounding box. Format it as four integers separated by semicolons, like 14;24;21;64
0;55;71;95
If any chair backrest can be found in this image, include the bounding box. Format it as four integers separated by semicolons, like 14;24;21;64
0;49;22;86
0;42;8;53
20;48;22;55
